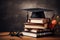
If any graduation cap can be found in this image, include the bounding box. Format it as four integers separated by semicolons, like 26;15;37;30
21;8;53;21
22;8;53;12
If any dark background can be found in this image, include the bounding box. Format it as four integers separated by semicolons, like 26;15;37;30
0;0;60;32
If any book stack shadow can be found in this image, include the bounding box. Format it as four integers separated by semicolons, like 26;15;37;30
22;18;52;37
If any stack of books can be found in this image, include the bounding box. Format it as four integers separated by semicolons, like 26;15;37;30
22;8;53;37
22;18;52;37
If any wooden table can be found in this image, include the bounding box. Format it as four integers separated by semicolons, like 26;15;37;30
0;32;60;40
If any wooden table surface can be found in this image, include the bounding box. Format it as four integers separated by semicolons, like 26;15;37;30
0;32;60;40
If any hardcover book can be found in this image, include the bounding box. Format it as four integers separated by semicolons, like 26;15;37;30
24;23;48;29
24;28;51;33
22;32;52;37
28;18;48;24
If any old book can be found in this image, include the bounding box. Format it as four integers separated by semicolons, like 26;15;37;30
24;28;51;33
22;32;52;37
24;23;48;29
24;28;42;32
28;18;48;24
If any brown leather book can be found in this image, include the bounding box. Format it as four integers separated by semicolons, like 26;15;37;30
24;23;48;29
